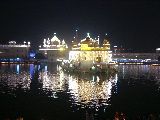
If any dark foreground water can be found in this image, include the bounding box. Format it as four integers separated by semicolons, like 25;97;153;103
0;64;160;120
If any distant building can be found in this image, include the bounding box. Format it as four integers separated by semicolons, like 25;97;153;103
0;41;30;61
112;48;160;62
37;33;69;62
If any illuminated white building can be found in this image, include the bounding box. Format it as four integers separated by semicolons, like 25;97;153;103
38;33;68;62
0;41;30;59
68;33;112;72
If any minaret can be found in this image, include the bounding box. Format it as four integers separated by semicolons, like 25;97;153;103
43;39;46;46
103;33;110;50
76;29;78;42
105;33;108;39
98;35;99;45
87;33;90;38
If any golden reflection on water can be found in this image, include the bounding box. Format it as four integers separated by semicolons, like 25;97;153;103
1;64;160;119
39;65;118;107
69;76;115;106
0;64;118;108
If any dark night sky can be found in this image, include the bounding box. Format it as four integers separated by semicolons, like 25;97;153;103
0;1;160;52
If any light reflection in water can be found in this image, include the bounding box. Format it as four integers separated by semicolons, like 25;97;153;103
0;65;32;93
44;65;47;71
39;65;117;109
118;65;160;80
1;64;160;119
69;75;115;107
16;65;20;74
29;65;34;75
0;64;117;110
40;67;67;92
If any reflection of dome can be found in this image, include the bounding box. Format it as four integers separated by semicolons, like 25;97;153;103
35;67;117;109
77;80;111;105
67;73;117;107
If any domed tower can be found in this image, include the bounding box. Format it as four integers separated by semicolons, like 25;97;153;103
81;33;90;44
51;33;60;45
86;33;91;41
103;33;110;50
72;37;79;50
80;33;95;47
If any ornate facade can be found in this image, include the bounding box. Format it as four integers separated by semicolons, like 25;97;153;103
38;33;68;62
68;33;112;72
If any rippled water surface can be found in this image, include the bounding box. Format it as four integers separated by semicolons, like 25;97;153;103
0;64;160;120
